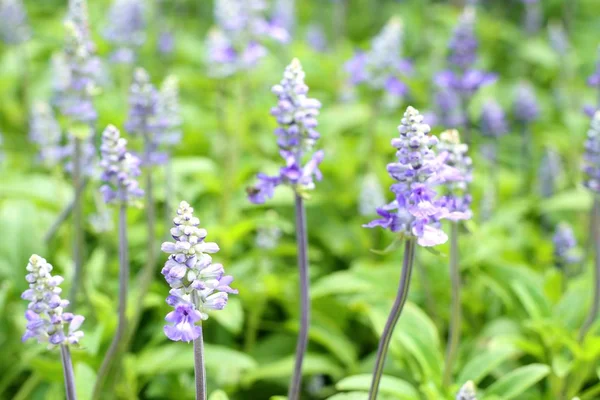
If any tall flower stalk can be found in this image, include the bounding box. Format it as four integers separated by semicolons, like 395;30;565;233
93;125;143;398
438;130;473;387
513;82;539;192
161;201;238;400
580;111;600;341
21;255;85;400
103;0;146;64
248;59;323;400
363;107;469;399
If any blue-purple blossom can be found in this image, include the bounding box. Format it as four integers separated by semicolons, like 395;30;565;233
480;100;508;137
155;76;182;149
21;255;85;347
0;0;30;44
538;147;563;198
359;173;385;216
306;24;328;53
447;8;477;70
103;0;146;64
272;0;295;35
438;130;473;218
553;223;581;267
513;82;539;123
248;59;323;203
456;381;477;400
161;201;238;342
363;106;469;247
29;103;67;168
158;30;174;55
584;47;600;117
548;21;570;57
583;111;600;193
205;0;289;77
345;17;412;98
521;0;541;35
99;125;144;205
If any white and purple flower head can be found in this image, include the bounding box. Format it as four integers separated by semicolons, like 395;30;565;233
21;255;85;347
363;106;470;247
103;0;146;64
29;102;68;168
0;0;31;45
161;201;238;342
583;111;600;193
248;58;323;203
155;75;182;149
99;125;144;205
438;130;473;218
345;17;412;98
456;381;477;400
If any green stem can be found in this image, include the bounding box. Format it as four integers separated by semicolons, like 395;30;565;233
193;325;206;400
368;240;417;400
443;223;461;387
60;345;77;400
69;138;84;310
44;179;89;244
579;198;600;341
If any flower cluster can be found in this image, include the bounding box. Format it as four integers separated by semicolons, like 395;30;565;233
103;0;146;64
99;125;144;205
205;0;289;77
583;111;600;193
584;47;600;117
364;107;469;247
438;130;473;217
538;147;563;198
248;59;324;204
345;17;412;98
155;76;182;149
29;102;67;168
456;381;477;400
480;100;508;138
21;255;84;347
161;201;237;342
126;68;166;165
0;0;30;45
513;82;539;123
553;223;581;268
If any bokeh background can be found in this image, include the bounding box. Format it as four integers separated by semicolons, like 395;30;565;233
1;0;600;399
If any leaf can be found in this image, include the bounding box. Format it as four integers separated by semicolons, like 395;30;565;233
210;297;244;334
458;346;520;385
370;237;403;255
242;354;344;385
483;364;550;399
336;374;419;399
311;271;372;298
208;390;230;400
326;393;368;400
74;362;96;400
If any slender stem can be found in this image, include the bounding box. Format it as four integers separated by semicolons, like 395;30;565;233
520;123;531;194
60;345;77;400
69;138;84;310
368;240;416;400
460;94;472;146
44;179;89;244
164;157;173;238
287;195;310;400
579;198;600;341
93;203;129;399
193;324;207;400
443;223;461;387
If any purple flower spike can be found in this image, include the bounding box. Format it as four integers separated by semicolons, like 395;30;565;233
161;201;237;342
345;17;411;98
448;7;477;70
363;107;470;247
480;100;508;138
588;47;600;88
99;125;144;205
438;130;473;218
583;112;600;193
513;82;539;123
103;0;146;64
553;223;581;267
248;59;323;203
0;0;31;45
21;255;85;347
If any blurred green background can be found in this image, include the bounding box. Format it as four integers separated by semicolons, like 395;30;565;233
1;0;600;399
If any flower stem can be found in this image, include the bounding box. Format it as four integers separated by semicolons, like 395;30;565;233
443;223;461;387
193;323;207;400
287;194;310;400
69;138;84;310
60;344;77;400
368;239;416;400
93;202;129;399
579;197;600;341
44;178;89;244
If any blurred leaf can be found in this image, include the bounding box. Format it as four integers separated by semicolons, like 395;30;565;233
210;297;244;334
336;374;419;399
242;354;344;385
312;271;372;298
74;362;96;400
483;364;550;399
458;346;521;385
208;390;230;400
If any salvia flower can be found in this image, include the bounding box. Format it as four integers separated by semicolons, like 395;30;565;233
438;130;473;217
553;223;581;267
156;76;182;148
68;0;93;50
345;17;412;98
587;46;600;89
364;106;469;247
513;82;539;123
99;125;144;205
447;7;478;70
158;30;174;55
480;100;508;138
0;0;30;44
456;381;477;400
29;103;67;168
248;58;324;203
582;111;600;193
538;147;563;198
161;201;238;342
103;0;146;64
306;24;328;53
21;255;85;347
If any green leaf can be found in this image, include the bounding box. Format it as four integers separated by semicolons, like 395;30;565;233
458;346;520;385
210;297;244;334
208;390;230;400
74;362;96;400
242;354;344;385
326;393;368;400
483;364;550;399
311;271;372;298
336;374;419;399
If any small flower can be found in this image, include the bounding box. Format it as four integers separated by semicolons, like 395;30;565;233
248;59;323;203
363;107;470;247
161;201;238;342
104;0;146;64
158;30;174;55
0;0;30;45
306;24;327;53
456;381;477;400
480;100;508;138
438;130;473;217
538;147;563;198
359;173;385;216
155;76;182;148
447;7;478;70
21;255;85;347
553;223;581;268
513;82;539;123
29;103;67;168
587;46;600;88
99;125;144;205
583;111;600;193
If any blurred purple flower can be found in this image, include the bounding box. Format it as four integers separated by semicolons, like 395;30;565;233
104;0;146;64
0;0;30;45
438;130;473;217
513;82;539;123
583;111;600;193
158;30;174;55
448;7;477;70
306;24;328;53
480;100;508;137
553;223;581;267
